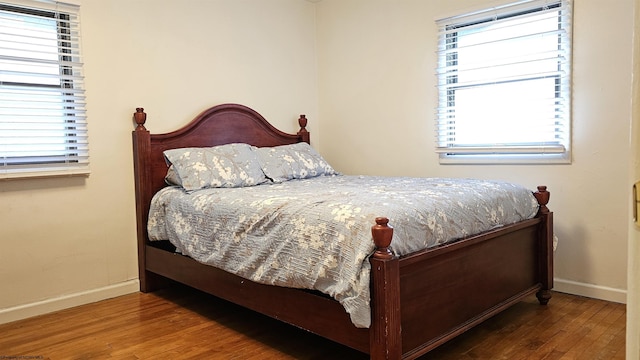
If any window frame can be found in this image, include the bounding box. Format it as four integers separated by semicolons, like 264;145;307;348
0;0;88;179
435;0;572;165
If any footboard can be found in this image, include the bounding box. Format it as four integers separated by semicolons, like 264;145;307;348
367;188;553;360
400;220;541;357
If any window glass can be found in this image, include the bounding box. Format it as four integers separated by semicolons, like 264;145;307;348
436;0;572;164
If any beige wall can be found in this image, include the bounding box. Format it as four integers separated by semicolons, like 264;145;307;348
0;0;633;323
0;0;318;323
316;0;632;302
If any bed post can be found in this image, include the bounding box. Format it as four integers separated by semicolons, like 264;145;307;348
533;186;554;305
369;217;402;360
132;108;164;292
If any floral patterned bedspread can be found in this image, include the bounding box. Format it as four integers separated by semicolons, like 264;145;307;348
147;175;539;328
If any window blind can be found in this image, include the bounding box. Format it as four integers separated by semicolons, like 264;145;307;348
435;0;572;164
0;0;87;178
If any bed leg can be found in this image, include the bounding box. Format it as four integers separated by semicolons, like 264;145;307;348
536;289;552;305
139;270;171;293
138;243;171;293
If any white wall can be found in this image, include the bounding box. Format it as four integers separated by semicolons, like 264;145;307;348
0;0;318;323
316;0;633;302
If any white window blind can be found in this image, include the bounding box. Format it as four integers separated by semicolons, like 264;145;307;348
435;0;572;164
0;0;87;179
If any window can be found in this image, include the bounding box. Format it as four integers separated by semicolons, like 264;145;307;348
435;0;572;164
0;0;87;178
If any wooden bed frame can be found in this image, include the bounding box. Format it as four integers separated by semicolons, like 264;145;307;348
131;103;554;360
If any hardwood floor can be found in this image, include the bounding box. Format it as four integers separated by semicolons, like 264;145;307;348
0;286;625;359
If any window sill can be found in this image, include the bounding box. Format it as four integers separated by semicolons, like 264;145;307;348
438;153;572;165
0;168;91;180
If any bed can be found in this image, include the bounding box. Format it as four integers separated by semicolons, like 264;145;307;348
131;103;554;359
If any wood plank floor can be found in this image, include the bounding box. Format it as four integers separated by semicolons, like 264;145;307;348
0;286;625;359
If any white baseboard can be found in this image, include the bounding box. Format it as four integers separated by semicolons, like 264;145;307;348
0;278;625;325
554;278;627;304
0;279;140;325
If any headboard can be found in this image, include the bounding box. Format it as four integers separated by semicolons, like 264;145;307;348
131;103;310;246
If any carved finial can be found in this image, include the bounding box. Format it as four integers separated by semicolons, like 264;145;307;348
371;217;394;259
298;114;308;129
297;114;310;144
533;185;550;215
134;107;147;129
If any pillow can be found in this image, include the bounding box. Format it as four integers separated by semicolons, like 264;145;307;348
254;142;338;183
164;164;182;186
163;143;267;191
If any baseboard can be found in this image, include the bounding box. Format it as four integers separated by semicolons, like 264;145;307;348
0;279;140;325
554;278;627;304
0;278;625;325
